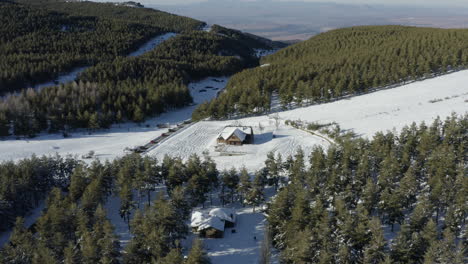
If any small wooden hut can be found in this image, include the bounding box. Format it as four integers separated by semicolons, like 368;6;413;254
217;126;254;146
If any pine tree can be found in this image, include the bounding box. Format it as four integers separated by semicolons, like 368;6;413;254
186;239;211;264
1;218;36;263
170;186;191;221
187;172;210;208
155;248;184;264
363;217;386;264
246;171;265;212
237;167;252;206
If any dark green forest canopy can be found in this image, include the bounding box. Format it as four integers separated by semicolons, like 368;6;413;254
193;25;468;120
0;2;281;137
210;24;287;50
0;0;203;93
267;114;467;263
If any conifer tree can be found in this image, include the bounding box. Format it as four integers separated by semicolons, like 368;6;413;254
186;239;211;264
237;167;252;206
245;171;265;212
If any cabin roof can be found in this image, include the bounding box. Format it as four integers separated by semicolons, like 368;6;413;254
209;208;236;223
191;211;207;228
198;216;225;231
218;127;251;141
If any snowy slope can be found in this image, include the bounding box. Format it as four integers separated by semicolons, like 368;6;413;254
147;120;329;172
128;32;177;57
148;69;467;172
0;77;229;162
277;72;468;137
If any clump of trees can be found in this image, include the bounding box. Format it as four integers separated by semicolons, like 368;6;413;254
265;114;467;263
0;155;80;231
0;30;265;137
194;25;468;119
1;0;279;139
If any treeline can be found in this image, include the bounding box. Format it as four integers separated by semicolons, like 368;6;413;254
264;114;467;263
80;32;257;85
210;24;287;50
0;155;80;231
0;31;262;137
19;0;204;32
194;26;468;119
1;0;203;93
0;149;273;262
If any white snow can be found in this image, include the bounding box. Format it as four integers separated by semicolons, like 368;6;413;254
218;127;251;141
209;208;236;223
254;49;278;58
0;32;177;99
198;216;225;232
0;76;229;162
32;67;88;91
191;211;208;228
147;121;329;172
203;207;267;264
276;71;468;137
128;32;177;57
202;24;212;32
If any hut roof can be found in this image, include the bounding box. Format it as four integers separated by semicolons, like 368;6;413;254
209;208;236;223
190;211;208;228
198;216;225;232
218;127;251;141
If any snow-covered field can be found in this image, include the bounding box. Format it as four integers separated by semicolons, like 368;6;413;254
276;72;467;137
148;70;467;172
147;120;329;172
0;77;229;162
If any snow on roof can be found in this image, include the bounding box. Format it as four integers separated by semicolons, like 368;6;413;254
218;127;251;141
209;208;236;223
191;211;208;228
198;216;225;231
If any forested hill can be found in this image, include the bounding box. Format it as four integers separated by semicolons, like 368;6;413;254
0;0;203;93
0;0;282;137
193;26;468;119
211;24;288;50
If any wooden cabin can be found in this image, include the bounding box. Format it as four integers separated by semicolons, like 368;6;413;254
209;208;236;228
217;126;254;146
197;217;225;238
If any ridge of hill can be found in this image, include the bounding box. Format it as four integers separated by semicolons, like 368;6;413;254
193;25;468;120
0;0;281;137
0;0;204;93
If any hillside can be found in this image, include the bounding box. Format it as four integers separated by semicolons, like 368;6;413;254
0;0;203;93
193;25;468;119
0;0;281;138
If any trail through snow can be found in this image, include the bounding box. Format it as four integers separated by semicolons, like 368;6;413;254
1;32;177;98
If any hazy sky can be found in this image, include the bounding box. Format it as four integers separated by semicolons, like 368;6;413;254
102;0;468;8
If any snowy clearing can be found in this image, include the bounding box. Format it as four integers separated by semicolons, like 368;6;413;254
148;69;467;172
0;77;229;162
147;120;330;172
276;70;468;137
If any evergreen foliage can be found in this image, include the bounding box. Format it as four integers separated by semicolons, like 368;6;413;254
0;0;202;93
266;114;467;263
0;1;271;137
194;25;468;119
